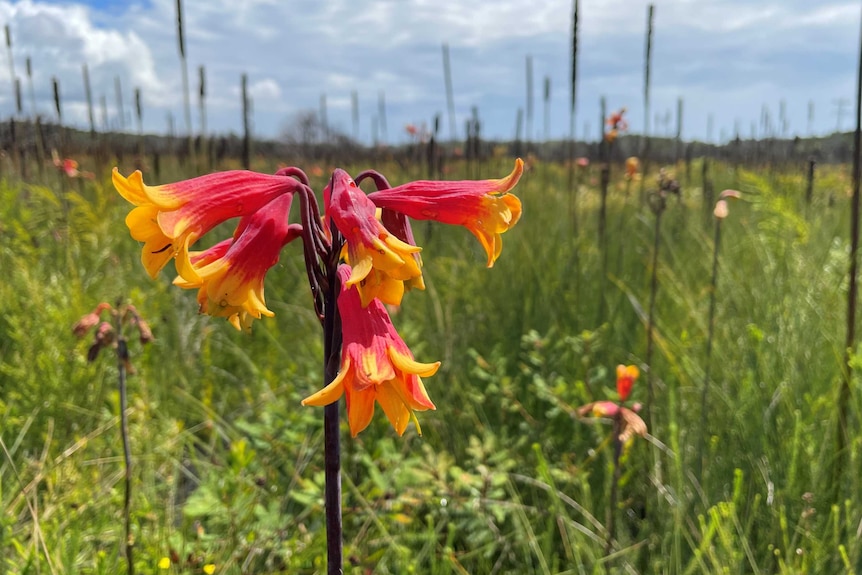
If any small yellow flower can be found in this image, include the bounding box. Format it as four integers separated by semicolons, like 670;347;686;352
203;564;216;574
158;556;171;569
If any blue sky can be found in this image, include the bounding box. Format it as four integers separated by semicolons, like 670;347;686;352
0;0;859;144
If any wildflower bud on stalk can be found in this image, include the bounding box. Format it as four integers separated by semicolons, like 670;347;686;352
714;189;741;219
73;302;112;338
616;364;639;401
87;321;115;362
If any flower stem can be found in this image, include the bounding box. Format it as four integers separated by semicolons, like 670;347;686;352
605;409;624;556
645;207;662;415
323;402;342;574
322;260;343;575
697;217;722;479
837;5;862;501
115;304;134;575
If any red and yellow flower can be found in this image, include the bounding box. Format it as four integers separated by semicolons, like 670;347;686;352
113;168;301;281
302;265;439;436
616;364;639;401
173;193;302;331
326;170;423;305
116;161;525;436
368;159;523;267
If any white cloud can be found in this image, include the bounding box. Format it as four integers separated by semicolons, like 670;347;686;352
0;0;855;142
248;78;281;101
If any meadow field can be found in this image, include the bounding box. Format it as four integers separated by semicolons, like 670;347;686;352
1;148;860;574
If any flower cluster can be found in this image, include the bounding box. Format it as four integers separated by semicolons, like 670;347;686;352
73;302;153;366
115;160;523;436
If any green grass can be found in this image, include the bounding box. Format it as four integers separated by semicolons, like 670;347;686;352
1;154;860;573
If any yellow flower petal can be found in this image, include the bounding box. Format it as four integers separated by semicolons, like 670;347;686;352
376;382;412;436
302;362;350;407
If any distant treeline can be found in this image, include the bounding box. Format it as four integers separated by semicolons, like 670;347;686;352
0;116;852;176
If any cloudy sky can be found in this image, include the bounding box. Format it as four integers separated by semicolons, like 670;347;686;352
0;0;858;145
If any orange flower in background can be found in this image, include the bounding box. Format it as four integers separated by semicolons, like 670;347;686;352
616;364;639;401
326;169;423;305
302;265;439;436
113;168;303;280
368;159;523;267
625;156;640;181
173;193;303;332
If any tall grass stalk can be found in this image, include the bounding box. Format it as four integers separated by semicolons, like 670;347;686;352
378;91;388;145
114;302;135;575
604;411;624;556
805;157;815;206
175;0;195;166
639;4;654;202
82;64;95;139
644;192;665;414
702;157;713;218
114;76;125;131
198;65;208;170
838;2;862;494
241;73;251;170
525;55;533;145
567;0;579;231
51;77;64;187
675;97;683;164
543;76;550;143
442;43;456;142
351;90;359;141
25;57;45;176
698;191;739;478
134;88;144;162
597;142;611;324
5;25;19;176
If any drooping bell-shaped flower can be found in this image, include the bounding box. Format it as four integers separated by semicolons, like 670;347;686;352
173;194;302;332
302;265;439;436
326;169;423;305
113;168;302;281
367;159;523;266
